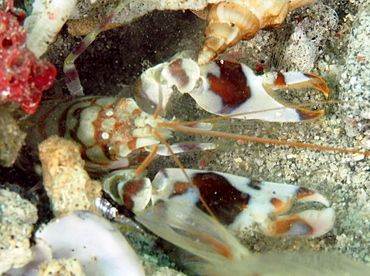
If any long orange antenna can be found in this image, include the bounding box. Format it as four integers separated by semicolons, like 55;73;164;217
134;145;159;175
158;123;370;156
156;101;369;156
164;100;350;127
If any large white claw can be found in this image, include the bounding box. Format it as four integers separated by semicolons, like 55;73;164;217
189;60;328;121
150;169;335;238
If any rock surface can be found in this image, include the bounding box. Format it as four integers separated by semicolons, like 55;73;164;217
39;136;102;217
0;189;38;273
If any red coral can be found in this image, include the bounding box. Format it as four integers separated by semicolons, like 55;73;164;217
0;1;56;114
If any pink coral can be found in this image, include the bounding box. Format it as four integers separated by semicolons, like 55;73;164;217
0;1;56;114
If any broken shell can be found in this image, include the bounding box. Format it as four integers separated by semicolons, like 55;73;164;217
35;211;145;276
6;211;145;275
197;0;317;64
198;2;260;65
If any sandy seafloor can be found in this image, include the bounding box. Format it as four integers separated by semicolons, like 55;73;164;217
1;0;370;275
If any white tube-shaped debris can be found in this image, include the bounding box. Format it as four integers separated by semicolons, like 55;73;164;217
24;0;78;58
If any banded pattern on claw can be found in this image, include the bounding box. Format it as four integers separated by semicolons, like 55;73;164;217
104;168;335;238
197;0;317;64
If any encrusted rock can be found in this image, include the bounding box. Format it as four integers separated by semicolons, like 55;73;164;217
0;189;38;273
38;136;102;217
0;108;26;167
36;258;86;276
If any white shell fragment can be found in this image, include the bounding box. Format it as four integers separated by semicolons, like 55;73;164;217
35;211;145;276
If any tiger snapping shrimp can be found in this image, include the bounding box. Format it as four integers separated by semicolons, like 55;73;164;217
23;0;370;275
25;52;368;236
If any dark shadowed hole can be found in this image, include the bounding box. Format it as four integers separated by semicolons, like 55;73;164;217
9;76;17;84
2;38;13;49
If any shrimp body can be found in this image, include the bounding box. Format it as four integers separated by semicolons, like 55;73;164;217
24;95;214;172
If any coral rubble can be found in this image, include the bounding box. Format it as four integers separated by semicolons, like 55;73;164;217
0;189;38;273
0;108;26;167
38;136;102;217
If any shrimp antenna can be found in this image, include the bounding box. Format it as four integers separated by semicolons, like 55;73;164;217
64;0;131;95
158;100;370;156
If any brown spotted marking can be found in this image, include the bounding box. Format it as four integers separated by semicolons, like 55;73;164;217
191;172;251;225
208;60;251;108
